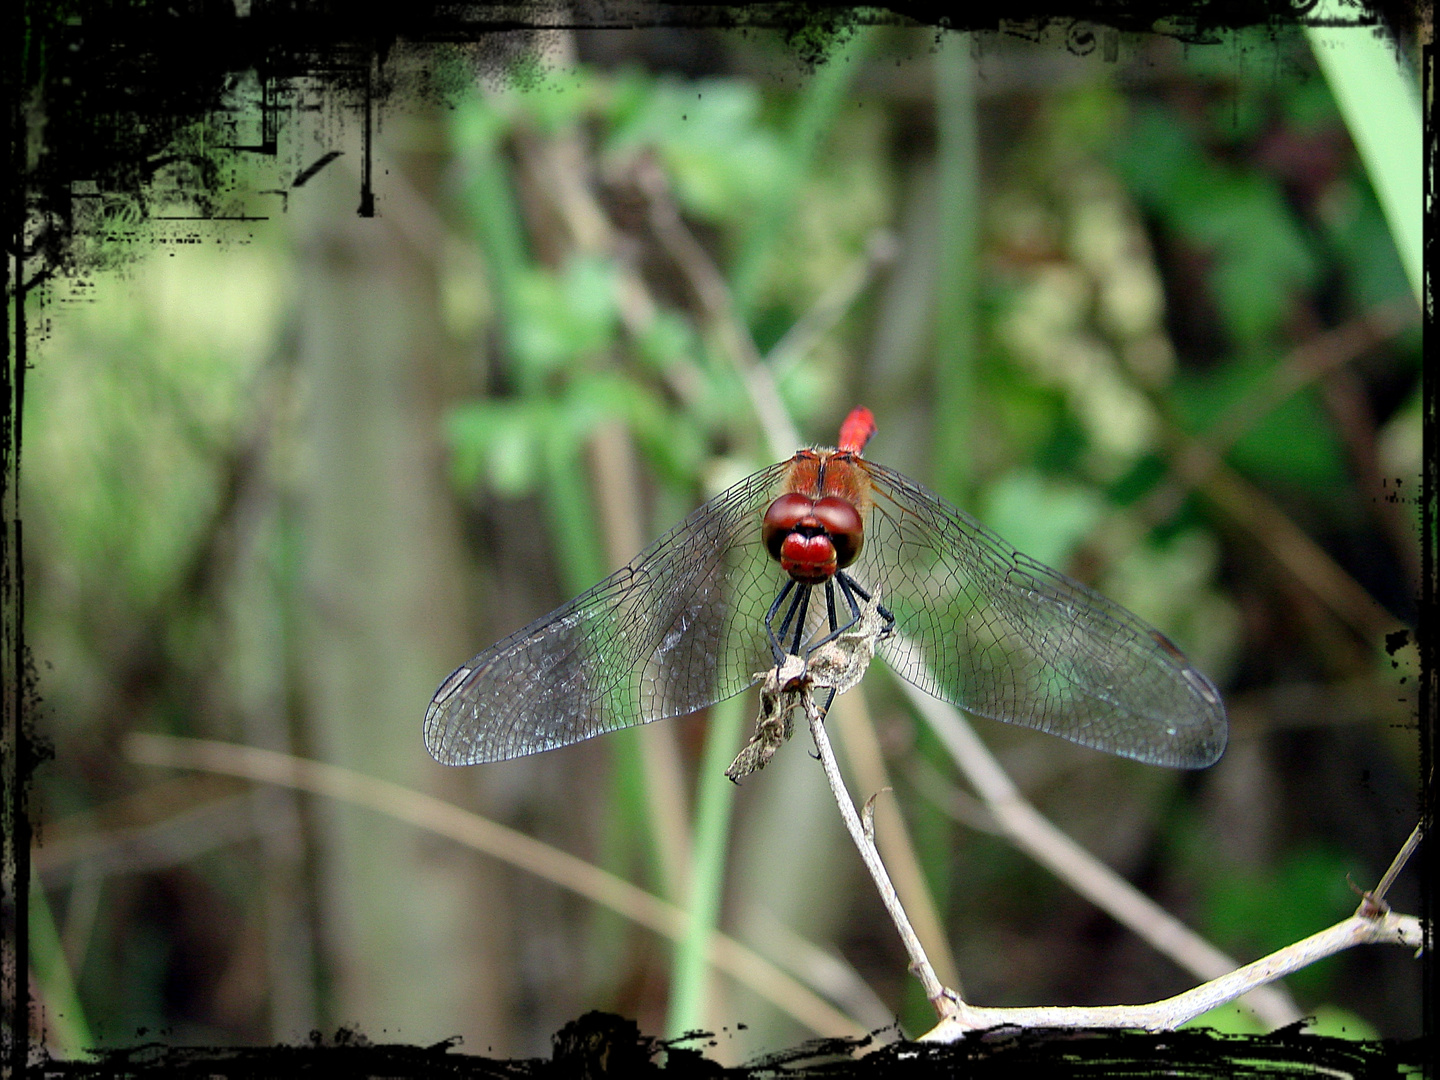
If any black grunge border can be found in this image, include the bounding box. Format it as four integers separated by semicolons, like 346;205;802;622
2;1;1431;1076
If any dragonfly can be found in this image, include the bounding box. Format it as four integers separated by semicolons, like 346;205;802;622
424;407;1227;770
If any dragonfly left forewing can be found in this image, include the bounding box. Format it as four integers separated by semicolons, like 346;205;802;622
426;460;797;765
855;461;1227;769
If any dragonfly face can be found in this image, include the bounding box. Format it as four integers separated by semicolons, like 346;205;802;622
761;473;866;583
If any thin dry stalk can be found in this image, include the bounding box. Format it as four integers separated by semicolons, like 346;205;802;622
804;695;958;1020
122;733;869;1039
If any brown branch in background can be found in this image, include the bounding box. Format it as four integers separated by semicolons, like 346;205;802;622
632;155;798;457
764;231;899;378
1318;363;1423;586
1223;676;1416;736
122;733;870;1039
903;757;1004;835
1197;463;1404;645
33;781;267;885
503;121;699;905
504;124;710;410
111;355;289;716
895;673;1305;1029
588;419;694;902
1132;299;1419;648
1140;297;1419;526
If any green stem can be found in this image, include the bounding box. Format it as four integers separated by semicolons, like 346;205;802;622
933;32;979;506
729;29;873;320
1304;6;1422;304
665;693;746;1037
29;875;93;1057
456;100;534;382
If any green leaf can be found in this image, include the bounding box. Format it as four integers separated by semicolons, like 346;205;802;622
603;78;784;222
1172;362;1347;493
445;400;550;497
1115;107;1320;348
509;256;620;380
633;310;698;373
978;471;1106;570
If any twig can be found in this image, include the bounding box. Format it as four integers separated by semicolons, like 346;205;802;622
1139;297;1419;525
830;687;964;994
1125;299;1419;647
1198;462;1403;644
904;756;1003;835
921;909;1422;1040
122;733;870;1039
804;695;959;1020
1367;822;1423;909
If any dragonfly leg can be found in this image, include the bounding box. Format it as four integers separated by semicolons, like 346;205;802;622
789;585;812;656
774;580;806;654
765;579;797;662
836;571;896;637
806;574;864;652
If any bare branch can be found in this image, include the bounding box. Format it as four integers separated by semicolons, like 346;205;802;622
922;910;1423;1040
805;695;958;1020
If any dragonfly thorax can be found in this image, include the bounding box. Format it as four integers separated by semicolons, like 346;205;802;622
762;492;864;584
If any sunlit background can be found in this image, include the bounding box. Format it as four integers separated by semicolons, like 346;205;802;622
23;20;1424;1065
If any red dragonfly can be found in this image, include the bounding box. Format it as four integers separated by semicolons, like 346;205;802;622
425;408;1227;770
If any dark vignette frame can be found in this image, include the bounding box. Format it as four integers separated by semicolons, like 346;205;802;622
1;1;1430;1076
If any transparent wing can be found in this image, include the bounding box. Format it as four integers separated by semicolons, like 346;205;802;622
424;462;793;765
849;461;1227;768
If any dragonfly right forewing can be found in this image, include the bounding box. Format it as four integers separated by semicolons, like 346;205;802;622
854;460;1227;769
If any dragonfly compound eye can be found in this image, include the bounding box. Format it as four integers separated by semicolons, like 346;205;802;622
762;493;817;560
811;497;863;568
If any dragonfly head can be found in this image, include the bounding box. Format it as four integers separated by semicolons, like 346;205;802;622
762;492;864;584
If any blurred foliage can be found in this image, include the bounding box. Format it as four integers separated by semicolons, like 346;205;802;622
22;20;1422;1063
1200;842;1362;997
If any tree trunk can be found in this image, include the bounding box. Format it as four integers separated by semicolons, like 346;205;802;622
293;103;511;1050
